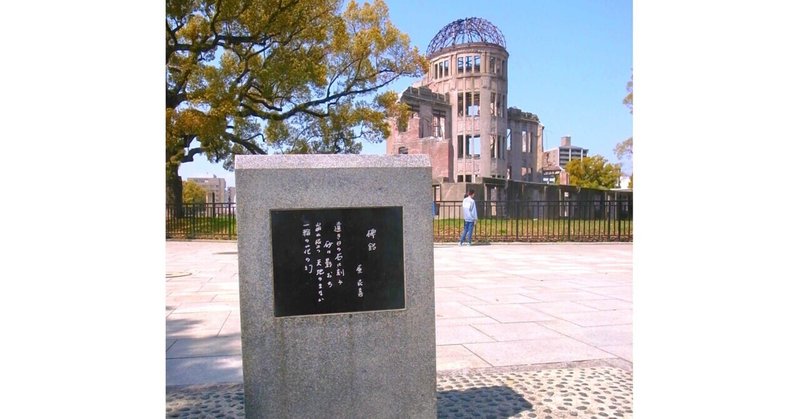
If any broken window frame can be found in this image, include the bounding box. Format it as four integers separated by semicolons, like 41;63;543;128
522;130;527;152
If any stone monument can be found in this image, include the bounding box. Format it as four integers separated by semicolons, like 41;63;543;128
235;154;436;418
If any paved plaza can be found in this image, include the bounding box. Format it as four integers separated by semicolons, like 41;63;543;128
166;240;632;417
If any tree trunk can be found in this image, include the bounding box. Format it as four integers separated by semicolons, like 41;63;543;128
167;164;184;218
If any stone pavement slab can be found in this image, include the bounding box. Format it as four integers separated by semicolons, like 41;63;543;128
166;241;632;388
464;337;615;366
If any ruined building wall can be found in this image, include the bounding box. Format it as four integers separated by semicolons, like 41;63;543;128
507;107;543;182
386;87;453;182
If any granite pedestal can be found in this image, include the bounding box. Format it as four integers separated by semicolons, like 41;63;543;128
235;154;436;418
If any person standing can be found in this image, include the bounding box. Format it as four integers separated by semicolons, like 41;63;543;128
459;189;478;246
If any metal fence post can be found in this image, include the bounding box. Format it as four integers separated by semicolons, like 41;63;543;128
515;200;520;241
618;200;622;241
567;200;572;241
228;202;233;240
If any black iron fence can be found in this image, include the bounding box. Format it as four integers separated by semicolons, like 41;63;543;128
166;203;237;240
166;199;632;242
433;199;632;243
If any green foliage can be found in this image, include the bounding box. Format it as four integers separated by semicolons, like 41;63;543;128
166;0;425;159
182;180;207;203
564;155;623;190
623;75;633;113
615;75;633;162
614;137;632;161
166;0;427;204
615;75;633;182
616;74;633;162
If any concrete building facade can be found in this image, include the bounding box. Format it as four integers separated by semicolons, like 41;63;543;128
541;136;589;185
385;17;544;201
187;176;228;203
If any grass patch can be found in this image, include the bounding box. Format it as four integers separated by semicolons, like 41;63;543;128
166;216;632;242
166;216;237;239
434;218;632;242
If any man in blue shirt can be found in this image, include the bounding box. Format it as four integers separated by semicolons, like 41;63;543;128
459;189;478;246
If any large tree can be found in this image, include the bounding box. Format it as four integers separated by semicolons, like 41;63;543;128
564;155;623;190
166;0;425;208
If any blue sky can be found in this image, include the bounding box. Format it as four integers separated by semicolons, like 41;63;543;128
179;0;632;187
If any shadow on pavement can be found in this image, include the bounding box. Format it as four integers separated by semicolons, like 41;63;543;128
167;384;534;418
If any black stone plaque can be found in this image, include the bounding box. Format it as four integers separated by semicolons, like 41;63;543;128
270;207;405;317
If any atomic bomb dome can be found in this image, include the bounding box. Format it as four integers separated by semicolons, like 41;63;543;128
426;17;506;57
388;16;552;202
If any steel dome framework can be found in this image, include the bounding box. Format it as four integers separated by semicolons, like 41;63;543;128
426;17;506;57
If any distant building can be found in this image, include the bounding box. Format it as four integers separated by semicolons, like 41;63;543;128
187;176;227;203
541;136;589;185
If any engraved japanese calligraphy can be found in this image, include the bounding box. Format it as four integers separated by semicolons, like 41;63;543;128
271;207;405;317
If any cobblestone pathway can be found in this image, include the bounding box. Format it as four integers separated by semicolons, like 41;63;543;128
166;363;632;419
